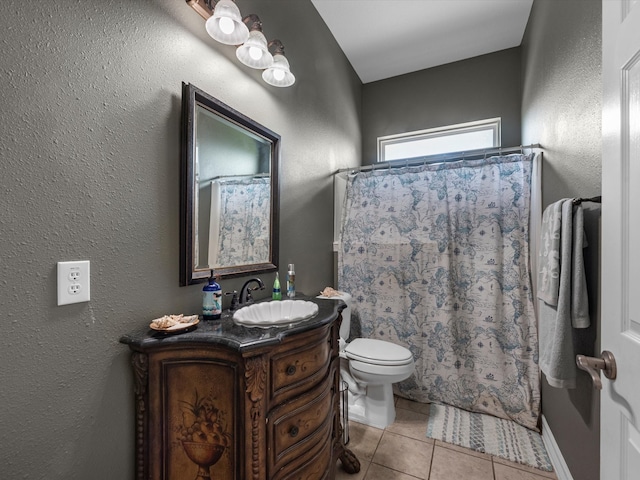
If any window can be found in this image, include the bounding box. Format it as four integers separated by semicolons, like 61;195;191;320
377;118;501;163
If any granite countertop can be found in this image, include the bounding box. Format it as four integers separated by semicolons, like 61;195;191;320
120;296;345;353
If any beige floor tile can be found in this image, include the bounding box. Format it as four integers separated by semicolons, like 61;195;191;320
494;462;558;480
344;396;558;480
493;458;557;479
396;397;432;416
429;445;494;480
365;463;423;480
371;431;433;480
385;406;433;442
345;421;384;463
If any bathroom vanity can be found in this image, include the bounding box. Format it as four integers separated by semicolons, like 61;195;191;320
120;297;360;480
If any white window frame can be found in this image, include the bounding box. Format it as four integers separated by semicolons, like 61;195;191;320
377;118;501;163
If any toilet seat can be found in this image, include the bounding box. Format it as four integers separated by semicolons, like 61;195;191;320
349;358;415;378
344;338;413;366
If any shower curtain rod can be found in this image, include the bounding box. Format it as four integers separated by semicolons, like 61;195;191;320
335;143;542;175
206;173;270;181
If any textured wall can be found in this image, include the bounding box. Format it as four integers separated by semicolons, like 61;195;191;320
0;0;361;478
521;1;602;479
361;48;522;165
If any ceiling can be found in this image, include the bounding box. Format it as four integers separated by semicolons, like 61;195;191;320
310;0;534;84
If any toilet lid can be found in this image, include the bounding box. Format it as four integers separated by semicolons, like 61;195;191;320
345;338;413;366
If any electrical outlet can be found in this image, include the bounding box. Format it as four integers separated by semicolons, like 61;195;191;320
57;261;90;305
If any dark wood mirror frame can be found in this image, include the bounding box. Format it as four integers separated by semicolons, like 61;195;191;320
180;83;280;286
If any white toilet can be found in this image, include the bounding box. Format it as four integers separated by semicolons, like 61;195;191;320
318;292;415;429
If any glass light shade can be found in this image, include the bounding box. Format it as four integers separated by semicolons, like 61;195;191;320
236;30;273;69
205;0;249;45
262;54;295;87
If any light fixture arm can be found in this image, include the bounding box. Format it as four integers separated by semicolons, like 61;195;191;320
187;0;214;19
268;39;286;57
242;13;263;32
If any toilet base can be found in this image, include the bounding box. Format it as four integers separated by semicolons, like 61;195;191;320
346;382;396;429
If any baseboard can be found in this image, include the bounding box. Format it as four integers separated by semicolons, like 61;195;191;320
541;415;574;480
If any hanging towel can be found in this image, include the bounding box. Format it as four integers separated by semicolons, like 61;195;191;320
571;205;590;328
538;199;590;388
537;199;564;305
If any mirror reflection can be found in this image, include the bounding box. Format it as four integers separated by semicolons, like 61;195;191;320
181;83;280;285
196;106;271;269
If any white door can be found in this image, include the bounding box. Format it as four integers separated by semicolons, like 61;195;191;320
601;1;640;478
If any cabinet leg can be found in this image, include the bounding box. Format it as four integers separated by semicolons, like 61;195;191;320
339;446;361;474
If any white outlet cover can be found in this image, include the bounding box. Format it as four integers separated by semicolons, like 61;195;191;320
57;260;90;305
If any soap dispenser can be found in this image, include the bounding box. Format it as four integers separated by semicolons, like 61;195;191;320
202;271;222;320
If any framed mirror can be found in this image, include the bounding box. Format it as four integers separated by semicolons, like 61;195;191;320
180;83;280;285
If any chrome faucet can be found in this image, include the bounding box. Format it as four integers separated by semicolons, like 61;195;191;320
239;278;265;305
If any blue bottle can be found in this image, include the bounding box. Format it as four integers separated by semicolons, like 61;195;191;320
203;271;222;320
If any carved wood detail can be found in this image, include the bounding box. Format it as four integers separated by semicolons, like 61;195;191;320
245;355;267;480
338;446;361;475
131;352;148;480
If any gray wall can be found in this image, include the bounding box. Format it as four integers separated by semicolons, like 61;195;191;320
521;1;602;479
0;1;361;478
361;47;522;165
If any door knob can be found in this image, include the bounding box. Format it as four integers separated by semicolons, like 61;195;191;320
576;351;617;390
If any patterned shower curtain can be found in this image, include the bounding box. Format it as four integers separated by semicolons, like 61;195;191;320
209;176;270;267
338;154;540;430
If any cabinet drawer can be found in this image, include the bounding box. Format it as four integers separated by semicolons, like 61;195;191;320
268;372;334;472
270;327;332;401
274;429;333;480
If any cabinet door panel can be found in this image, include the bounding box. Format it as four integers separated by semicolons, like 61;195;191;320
149;357;239;480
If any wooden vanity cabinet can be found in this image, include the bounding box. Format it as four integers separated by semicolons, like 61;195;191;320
122;300;360;480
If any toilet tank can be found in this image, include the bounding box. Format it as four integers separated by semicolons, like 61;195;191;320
317;292;351;341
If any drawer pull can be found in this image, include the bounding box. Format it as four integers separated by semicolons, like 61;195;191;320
286;365;297;376
289;426;299;437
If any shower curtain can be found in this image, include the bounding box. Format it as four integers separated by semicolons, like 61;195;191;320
209;176;270;267
338;154;540;430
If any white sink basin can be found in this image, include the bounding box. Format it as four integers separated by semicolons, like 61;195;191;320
233;300;319;327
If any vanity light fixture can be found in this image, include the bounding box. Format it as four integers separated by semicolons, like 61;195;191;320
187;0;295;87
236;14;273;69
262;40;295;87
204;0;249;45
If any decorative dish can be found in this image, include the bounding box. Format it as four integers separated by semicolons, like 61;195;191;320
150;314;199;334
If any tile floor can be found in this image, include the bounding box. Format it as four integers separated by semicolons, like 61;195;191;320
336;398;558;480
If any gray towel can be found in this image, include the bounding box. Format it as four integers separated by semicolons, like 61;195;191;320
538;200;591;388
537;200;565;305
571;206;590;328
